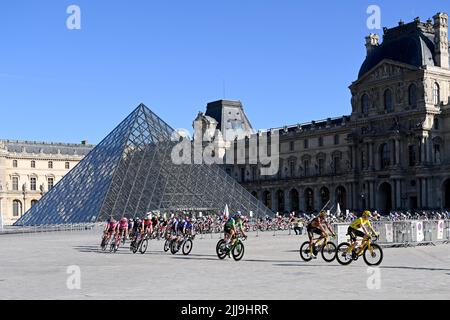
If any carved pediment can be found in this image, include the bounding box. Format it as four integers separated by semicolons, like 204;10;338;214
355;59;419;85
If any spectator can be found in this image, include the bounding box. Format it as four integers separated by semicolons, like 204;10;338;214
294;218;304;235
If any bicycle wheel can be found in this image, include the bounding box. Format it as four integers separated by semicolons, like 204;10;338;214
299;241;313;262
170;240;178;255
336;243;353;265
164;239;170;252
363;243;383;266
101;237;108;251
140;239;149;254
109;242;115;253
321;242;337;263
232;240;245;261
182;239;193;255
216;240;227;260
113;241;119;253
132;240;140;254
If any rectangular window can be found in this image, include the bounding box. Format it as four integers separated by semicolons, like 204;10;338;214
303;160;309;176
304;139;309;149
318;158;324;175
30;177;37;191
252;167;258;181
289;141;295;151
31;161;36;168
65;162;70;169
318;137;323;147
13;160;18;168
48;178;54;190
12;177;19;191
334;134;340;145
334;157;340;174
290;161;295;177
48;161;53;169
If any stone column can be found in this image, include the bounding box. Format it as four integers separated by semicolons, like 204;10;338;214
299;188;305;212
369;182;375;209
271;189;277;212
395;139;400;166
284;189;291;213
420;138;426;164
396;180;402;209
427;136;433;164
390;140;396;166
314;187;321;212
420;179;427;209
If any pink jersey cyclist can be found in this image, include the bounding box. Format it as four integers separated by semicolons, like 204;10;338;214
106;219;118;234
119;217;128;230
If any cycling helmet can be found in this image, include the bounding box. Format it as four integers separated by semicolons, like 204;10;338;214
318;211;327;218
362;210;371;218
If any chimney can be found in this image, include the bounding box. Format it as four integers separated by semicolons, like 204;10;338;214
365;33;380;56
433;12;449;69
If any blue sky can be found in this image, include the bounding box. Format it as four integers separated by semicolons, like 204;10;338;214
0;0;448;144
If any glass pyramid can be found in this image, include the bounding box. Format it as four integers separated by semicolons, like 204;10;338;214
15;104;273;226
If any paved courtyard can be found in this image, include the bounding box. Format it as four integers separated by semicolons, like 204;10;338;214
0;228;450;300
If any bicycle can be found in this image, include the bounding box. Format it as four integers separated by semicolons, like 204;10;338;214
100;232;112;251
130;232;149;254
216;234;246;261
110;232;121;253
336;234;383;266
169;234;195;255
299;233;337;262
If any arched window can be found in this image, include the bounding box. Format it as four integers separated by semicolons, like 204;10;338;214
12;200;22;217
380;143;391;169
433;82;440;106
384;89;393;112
361;94;369;115
408;84;417;107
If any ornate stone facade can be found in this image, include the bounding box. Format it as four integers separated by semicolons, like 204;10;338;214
0;140;93;225
200;14;450;214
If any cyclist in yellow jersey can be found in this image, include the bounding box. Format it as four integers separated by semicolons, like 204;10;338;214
347;210;379;251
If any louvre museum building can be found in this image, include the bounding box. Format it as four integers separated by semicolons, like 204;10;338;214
210;14;450;214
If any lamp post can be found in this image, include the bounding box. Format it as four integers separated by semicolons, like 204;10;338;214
22;183;27;217
360;193;365;210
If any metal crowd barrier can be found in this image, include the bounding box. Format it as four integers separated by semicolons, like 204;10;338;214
0;223;98;236
332;220;450;247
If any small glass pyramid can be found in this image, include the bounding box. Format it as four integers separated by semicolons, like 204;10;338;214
15;104;272;226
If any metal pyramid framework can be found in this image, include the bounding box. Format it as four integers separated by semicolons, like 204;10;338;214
15;104;273;226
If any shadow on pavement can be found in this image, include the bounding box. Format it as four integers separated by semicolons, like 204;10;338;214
380;266;450;272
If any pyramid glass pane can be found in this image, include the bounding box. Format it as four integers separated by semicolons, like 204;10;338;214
15;104;274;226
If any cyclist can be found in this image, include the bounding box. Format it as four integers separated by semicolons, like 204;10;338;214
103;216;118;241
306;211;336;258
185;217;194;237
175;217;188;242
118;216;129;243
142;214;153;238
347;210;379;254
224;212;247;252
